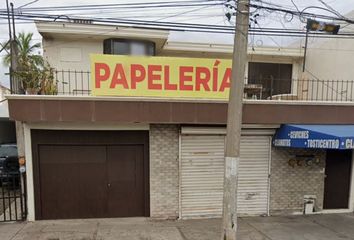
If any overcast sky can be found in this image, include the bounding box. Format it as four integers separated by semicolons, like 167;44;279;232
0;0;353;87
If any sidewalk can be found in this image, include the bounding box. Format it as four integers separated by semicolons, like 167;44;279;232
1;213;354;240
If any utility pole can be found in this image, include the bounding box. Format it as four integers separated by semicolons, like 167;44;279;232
8;2;26;214
6;0;13;92
8;2;25;158
10;2;20;93
221;0;250;240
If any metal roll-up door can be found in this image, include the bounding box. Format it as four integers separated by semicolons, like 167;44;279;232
237;136;270;216
180;135;225;218
180;134;271;218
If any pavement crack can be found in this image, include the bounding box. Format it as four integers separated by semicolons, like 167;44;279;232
242;219;273;240
176;226;188;240
9;223;27;240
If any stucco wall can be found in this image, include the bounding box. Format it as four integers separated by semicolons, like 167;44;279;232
295;35;354;101
270;147;326;215
43;38;102;71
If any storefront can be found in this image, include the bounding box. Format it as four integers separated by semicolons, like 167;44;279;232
6;22;354;220
273;124;354;214
180;126;274;218
14;121;354;221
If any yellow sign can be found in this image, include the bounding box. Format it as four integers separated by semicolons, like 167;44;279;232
90;54;232;99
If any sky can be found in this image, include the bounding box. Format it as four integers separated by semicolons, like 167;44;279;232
0;0;353;87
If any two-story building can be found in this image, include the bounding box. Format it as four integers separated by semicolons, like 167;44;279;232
6;20;354;221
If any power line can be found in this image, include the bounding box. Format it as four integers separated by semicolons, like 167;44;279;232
0;1;353;39
0;11;344;32
290;0;301;13
18;0;40;9
2;15;354;40
155;4;214;21
52;3;224;20
2;0;353;26
0;41;10;54
8;1;226;12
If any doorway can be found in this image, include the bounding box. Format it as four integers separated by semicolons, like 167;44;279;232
323;150;352;209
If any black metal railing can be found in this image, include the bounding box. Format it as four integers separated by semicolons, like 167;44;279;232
9;70;354;102
242;77;354;101
55;70;91;95
10;69;91;96
0;172;27;222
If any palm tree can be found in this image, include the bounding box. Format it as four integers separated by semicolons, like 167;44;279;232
2;32;42;67
2;32;56;94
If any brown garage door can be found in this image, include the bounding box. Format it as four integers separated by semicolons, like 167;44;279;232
31;130;149;220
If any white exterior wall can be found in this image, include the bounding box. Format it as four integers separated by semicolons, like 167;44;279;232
294;32;354;101
306;38;354;80
43;38;102;71
43;38;103;94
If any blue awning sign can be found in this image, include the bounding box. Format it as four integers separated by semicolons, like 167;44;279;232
273;125;354;149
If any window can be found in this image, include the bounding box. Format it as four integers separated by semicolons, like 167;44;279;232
248;62;293;99
103;39;155;56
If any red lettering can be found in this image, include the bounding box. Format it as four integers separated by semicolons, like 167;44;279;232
95;63;110;88
195;67;211;91
110;64;128;89
219;68;231;92
131;64;146;89
148;65;162;90
179;66;193;91
212;67;218;92
213;60;221;92
164;66;177;90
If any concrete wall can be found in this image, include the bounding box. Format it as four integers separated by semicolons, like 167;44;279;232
270;148;326;215
149;124;179;219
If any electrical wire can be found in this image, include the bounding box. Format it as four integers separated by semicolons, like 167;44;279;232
155;4;215;21
2;0;352;26
290;0;301;13
8;12;354;34
0;0;353;41
6;1;226;12
2;14;354;40
0;41;10;54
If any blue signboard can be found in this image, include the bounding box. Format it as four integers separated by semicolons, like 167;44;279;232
273;124;354;149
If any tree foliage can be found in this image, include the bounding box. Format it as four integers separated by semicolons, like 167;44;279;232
2;32;57;95
2;32;42;67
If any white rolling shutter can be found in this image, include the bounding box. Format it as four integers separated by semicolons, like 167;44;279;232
180;134;271;218
181;135;225;218
237;137;270;216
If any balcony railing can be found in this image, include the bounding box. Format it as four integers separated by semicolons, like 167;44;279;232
9;70;354;102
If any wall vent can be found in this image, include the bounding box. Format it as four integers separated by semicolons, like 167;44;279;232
72;19;93;24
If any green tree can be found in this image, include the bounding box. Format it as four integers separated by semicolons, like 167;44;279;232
2;32;42;67
2;32;57;95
